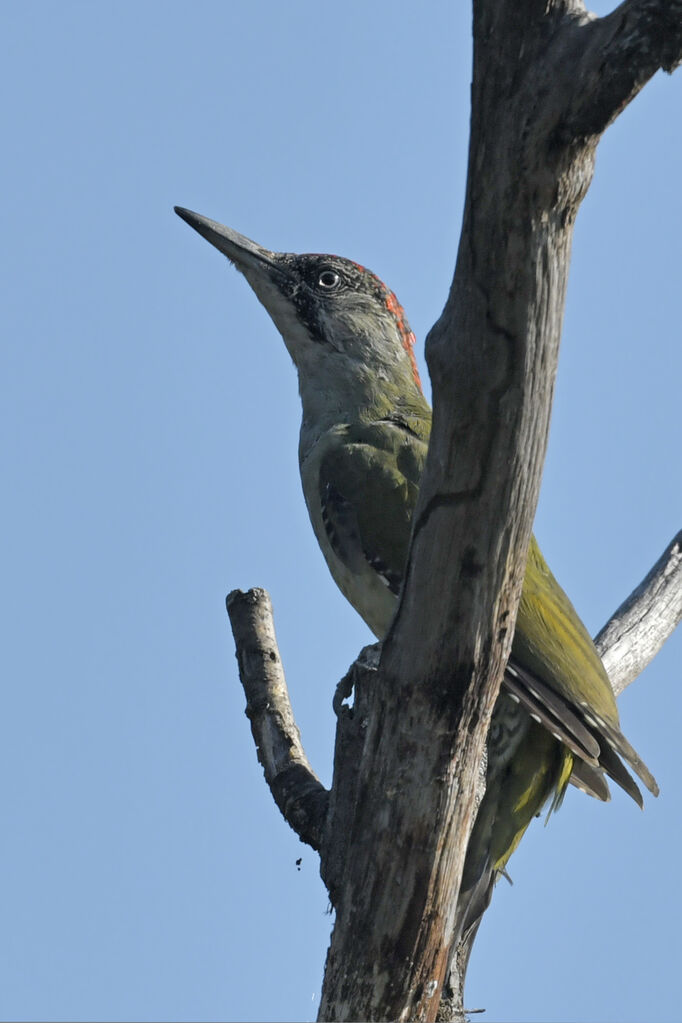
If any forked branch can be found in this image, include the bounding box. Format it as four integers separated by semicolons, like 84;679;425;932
565;0;682;139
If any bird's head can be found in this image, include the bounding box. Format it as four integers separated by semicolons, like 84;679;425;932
175;207;422;415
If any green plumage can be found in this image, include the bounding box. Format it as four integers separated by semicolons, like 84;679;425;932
516;539;617;724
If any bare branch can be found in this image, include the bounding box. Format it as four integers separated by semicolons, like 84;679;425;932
596;531;682;697
226;588;328;850
564;1;682;138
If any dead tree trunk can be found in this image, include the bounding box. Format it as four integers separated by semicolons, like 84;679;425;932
227;2;682;1020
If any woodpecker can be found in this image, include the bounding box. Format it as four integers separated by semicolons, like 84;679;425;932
175;206;658;933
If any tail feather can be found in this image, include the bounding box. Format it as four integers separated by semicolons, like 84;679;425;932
505;664;600;762
505;658;658;807
569;760;611;801
594;714;660;797
597;742;644;809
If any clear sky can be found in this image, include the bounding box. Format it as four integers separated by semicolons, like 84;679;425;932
2;2;680;1021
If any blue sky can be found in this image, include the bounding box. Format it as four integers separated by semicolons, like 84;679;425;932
2;2;680;1021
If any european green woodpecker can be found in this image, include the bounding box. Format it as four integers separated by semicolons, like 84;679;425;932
175;206;658;933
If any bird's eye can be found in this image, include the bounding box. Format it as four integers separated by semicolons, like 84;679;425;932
317;268;341;290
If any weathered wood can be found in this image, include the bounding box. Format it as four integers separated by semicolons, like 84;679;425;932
596;531;682;697
564;0;682;139
226;588;328;850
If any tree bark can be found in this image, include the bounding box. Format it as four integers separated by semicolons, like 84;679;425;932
226;588;328;850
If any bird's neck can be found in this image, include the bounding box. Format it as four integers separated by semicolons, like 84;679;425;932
297;360;429;460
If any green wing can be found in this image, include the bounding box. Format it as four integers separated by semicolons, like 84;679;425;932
318;418;427;596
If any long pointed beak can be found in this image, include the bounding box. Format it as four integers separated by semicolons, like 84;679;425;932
174;206;305;347
174;206;281;276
